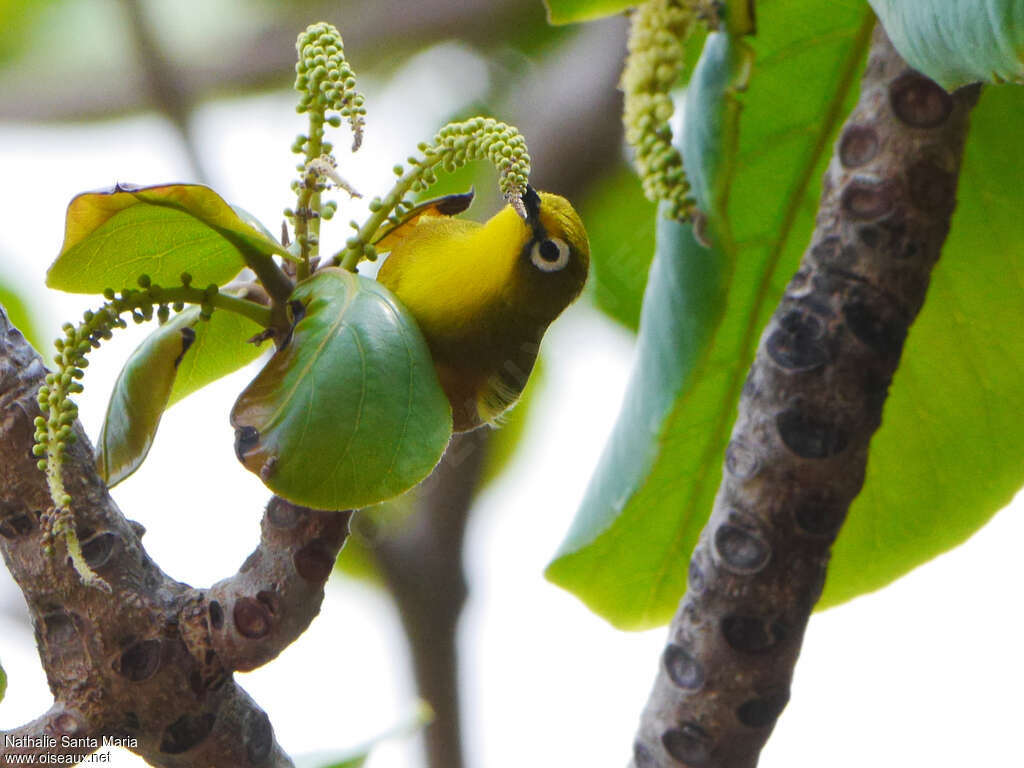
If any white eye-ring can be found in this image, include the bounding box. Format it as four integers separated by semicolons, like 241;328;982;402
530;237;571;272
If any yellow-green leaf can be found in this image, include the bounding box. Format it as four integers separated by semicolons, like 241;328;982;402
97;305;264;487
48;184;289;294
543;0;636;25
97;314;195;487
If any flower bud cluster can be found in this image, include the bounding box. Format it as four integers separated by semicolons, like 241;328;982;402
334;117;533;270
621;0;697;220
34;274;201;511
415;117;531;207
294;22;366;151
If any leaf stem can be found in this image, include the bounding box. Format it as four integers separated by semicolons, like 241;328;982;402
236;251;294;309
294;115;326;281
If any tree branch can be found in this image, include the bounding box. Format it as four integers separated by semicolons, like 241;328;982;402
182;500;352;675
369;429;490;768
631;26;980;768
0;705;95;762
116;0;210;184
0;313;349;767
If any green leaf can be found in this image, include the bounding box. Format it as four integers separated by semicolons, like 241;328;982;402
0;0;59;63
97;314;194;488
870;0;1024;89
0;277;44;352
0;659;6;703
336;353;541;584
581;167;658;331
548;5;876;629
821;83;1024;606
231;268;452;510
168;304;266;406
48;184;289;294
97;304;265;487
543;0;636;25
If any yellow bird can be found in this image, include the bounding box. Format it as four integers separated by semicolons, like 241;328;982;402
376;186;589;432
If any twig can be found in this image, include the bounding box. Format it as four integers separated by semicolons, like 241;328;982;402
117;0;210;184
630;26;980;768
0;0;539;123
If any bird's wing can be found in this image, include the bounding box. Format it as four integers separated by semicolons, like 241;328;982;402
373;188;475;252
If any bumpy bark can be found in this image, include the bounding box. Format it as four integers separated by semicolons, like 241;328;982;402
0;312;351;767
631;27;980;768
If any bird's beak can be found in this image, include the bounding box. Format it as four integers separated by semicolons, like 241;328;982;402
520;185;542;224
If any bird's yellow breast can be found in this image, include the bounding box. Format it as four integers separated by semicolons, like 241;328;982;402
376;205;529;347
375;189;588;431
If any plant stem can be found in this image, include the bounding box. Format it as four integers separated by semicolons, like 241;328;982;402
238;251;294;309
154;287;274;328
293;111;329;281
335;163;429;271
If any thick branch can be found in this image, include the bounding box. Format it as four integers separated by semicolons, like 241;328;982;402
370;429;490;768
181;499;352;674
0;314;348;767
631;27;980;768
1;706;95;761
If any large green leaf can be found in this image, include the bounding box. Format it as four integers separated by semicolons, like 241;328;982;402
871;0;1024;89
821;84;1024;606
48;184;289;294
97;304;265;487
582;167;658;331
548;3;876;629
231;269;451;510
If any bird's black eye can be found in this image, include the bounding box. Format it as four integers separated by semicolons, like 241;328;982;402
530;237;570;272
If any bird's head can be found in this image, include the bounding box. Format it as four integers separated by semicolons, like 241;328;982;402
509;186;590;322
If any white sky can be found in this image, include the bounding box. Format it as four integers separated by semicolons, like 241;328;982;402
1;42;1022;768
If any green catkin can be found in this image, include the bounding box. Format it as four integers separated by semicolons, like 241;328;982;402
289;22;366;273
35;276;220;590
37;302;125;591
333;117;532;271
621;0;699;220
294;22;366;149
